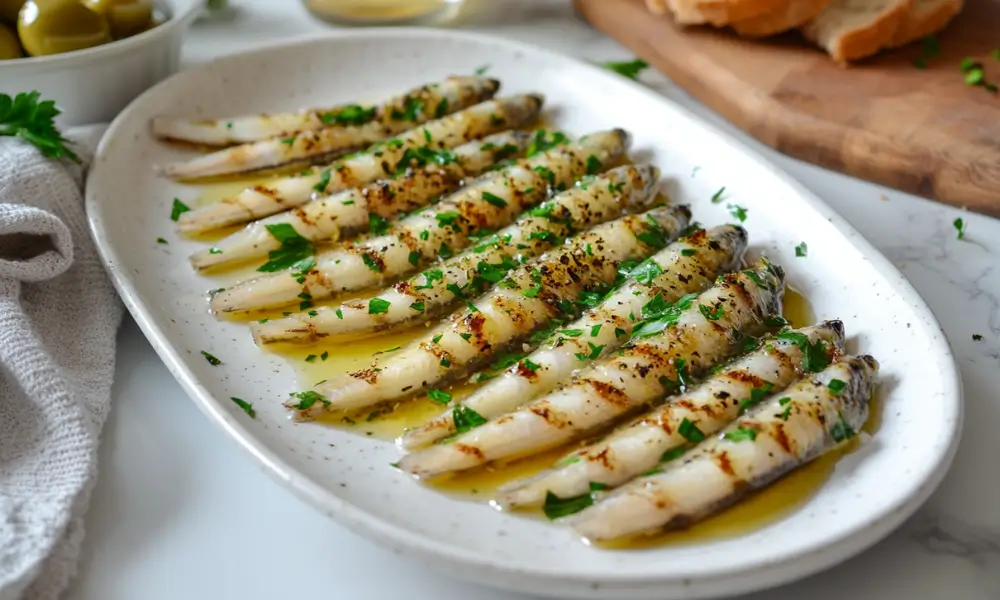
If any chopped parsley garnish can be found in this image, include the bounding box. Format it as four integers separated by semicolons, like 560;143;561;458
170;198;190;221
289;390;328;411
230;397;255;418
305;354;317;362
724;425;757;442
335;308;343;319
369;213;390;235
432;334;443;344
361;253;382;272
258;223;316;272
320;104;376;126
440;356;451;367
827;378;846;395
764;315;789;327
585;154;602;175
678;418;705;443
795;242;808;257
476;256;518;283
321;351;329;361
711;187;726;203
630;259;663;284
912;35;941;69
542;491;594;520
280;136;296;146
527;230;560;244
699;302;724;321
438;242;453;259
779;397;792;420
681;248;696;256
466;300;479;312
409;301;424;312
973;333;984;341
738;382;774;414
602;58;648;80
393;146;457;174
776;330;830;372
408;250;421;266
830;411;856;442
368;298;391;314
452;405;487;434
200;350;221;366
661;446;687;462
434;98;449;118
631;292;697;338
390;97;423;122
635;214;668;248
560;328;584;337
614;327;627;339
953;217;966;240
156;237;168;244
728;204;748;222
415;268;443;290
481;191;508;208
474;64;490;75
521;359;541;372
427;389;452;404
533;165;556;187
526;130;569;157
574;342;604;361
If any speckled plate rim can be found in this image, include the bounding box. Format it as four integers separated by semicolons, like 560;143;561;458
87;28;964;599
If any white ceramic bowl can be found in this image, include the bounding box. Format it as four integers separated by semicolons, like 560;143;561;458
0;0;204;125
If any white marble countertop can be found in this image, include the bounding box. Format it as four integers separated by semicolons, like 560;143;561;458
69;1;1000;598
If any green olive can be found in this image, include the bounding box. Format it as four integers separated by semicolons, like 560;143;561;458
83;0;153;39
0;23;21;58
0;0;24;25
17;0;112;57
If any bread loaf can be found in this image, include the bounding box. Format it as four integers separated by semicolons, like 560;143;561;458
731;0;833;37
889;0;963;47
800;0;914;63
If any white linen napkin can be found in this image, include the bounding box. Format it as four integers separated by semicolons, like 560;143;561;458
0;125;123;600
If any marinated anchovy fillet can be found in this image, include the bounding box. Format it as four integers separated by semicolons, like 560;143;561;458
209;129;629;314
567;355;879;542
288;205;692;418
189;130;535;271
497;320;846;508
158;77;502;178
401;225;749;450
175;94;545;233
252;164;661;345
152;76;499;147
395;262;785;479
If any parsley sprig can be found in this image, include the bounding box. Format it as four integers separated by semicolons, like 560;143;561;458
0;92;79;162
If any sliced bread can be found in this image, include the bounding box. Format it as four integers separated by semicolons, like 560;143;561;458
801;0;914;63
732;0;833;37
889;0;964;47
645;0;670;14
667;0;790;26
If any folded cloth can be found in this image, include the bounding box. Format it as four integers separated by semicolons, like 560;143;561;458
0;125;123;600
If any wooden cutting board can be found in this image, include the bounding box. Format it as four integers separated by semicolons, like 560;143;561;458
573;0;1000;217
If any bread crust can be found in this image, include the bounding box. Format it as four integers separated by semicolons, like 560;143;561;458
668;0;790;26
645;0;671;14
801;0;914;63
732;0;833;37
889;0;964;47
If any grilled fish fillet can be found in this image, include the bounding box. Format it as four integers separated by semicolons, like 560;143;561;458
158;77;502;179
175;94;544;233
566;354;879;542
251;164;661;345
400;225;749;450
286;204;692;418
395;261;786;478
208;129;630;314
497;320;846;508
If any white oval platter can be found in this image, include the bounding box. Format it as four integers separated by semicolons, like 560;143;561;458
86;29;963;600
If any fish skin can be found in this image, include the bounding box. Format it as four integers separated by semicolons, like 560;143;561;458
286;204;692;418
399;225;750;451
158;77;502;178
174;94;545;233
188;129;536;271
394;261;786;479
152;76;500;147
251;164;661;345
495;320;846;509
566;354;879;542
208;129;630;314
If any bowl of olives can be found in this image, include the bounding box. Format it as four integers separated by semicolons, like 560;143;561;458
0;0;204;124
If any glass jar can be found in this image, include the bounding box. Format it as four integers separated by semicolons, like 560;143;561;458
302;0;466;27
